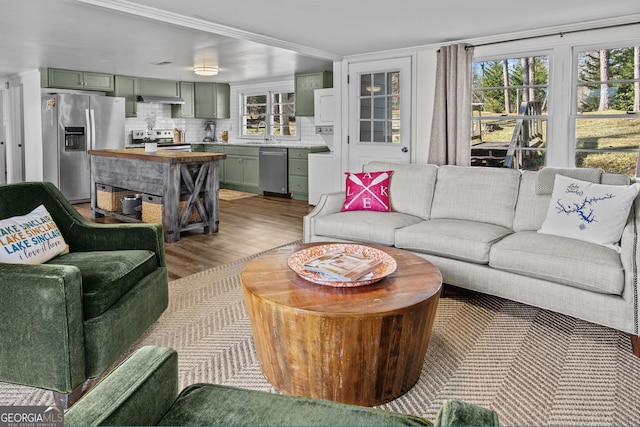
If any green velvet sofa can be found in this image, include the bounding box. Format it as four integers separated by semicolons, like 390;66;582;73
0;182;169;405
65;346;499;426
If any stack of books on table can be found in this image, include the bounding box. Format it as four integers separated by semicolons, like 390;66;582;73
303;250;383;282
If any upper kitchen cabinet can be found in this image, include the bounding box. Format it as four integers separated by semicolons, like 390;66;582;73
194;83;230;119
172;81;195;118
137;78;179;97
42;68;114;92
114;75;138;117
295;71;333;116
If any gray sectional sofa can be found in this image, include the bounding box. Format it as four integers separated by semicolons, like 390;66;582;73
304;162;640;355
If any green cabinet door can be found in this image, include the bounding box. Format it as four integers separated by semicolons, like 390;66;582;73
194;83;216;118
224;156;244;186
114;75;138;117
172;81;195;118
47;68;84;89
83;72;115;91
45;68;114;91
194;83;231;119
242;156;259;190
216;83;230;119
137;78;179;97
295;71;333;116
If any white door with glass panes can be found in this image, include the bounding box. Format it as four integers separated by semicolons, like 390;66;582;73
348;57;411;172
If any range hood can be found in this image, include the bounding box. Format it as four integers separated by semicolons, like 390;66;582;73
137;95;185;105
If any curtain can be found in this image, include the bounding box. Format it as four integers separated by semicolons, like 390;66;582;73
428;44;474;166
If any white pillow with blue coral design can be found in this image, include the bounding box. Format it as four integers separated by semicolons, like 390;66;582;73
538;174;640;251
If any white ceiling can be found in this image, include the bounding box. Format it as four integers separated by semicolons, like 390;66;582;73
1;0;639;84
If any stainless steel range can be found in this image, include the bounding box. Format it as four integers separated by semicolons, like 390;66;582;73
129;129;191;151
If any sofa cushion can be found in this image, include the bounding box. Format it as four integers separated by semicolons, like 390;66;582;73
430;166;521;229
538;175;639;251
341;171;393;212
513;171;551;232
395;219;513;264
364;162;438;220
158;383;432;426
314;211;423;246
47;249;157;319
535;167;603;194
489;231;624;295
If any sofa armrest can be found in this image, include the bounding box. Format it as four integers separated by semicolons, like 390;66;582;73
0;263;86;393
65;346;179;427
435;399;500;426
620;197;640;335
303;191;345;242
65;222;166;267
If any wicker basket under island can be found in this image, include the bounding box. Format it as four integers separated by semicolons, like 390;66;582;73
89;148;226;243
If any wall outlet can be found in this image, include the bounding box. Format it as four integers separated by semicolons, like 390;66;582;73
315;126;334;135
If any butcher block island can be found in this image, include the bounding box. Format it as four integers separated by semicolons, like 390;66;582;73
89;148;226;243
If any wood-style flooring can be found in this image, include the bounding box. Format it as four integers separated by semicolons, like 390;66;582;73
75;191;315;281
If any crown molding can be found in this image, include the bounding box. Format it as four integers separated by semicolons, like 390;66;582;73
75;0;343;62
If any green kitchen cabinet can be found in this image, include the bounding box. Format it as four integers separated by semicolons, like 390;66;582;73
43;68;114;92
194;83;231;119
221;145;259;193
137;78;179;97
172;81;195;118
294;71;333;117
215;83;230;119
114;75;138;117
192;144;225;180
288;146;330;200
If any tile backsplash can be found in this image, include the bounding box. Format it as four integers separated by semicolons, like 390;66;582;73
125;103;208;143
127;94;327;146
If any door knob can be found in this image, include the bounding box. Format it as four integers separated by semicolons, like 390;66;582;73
401;147;408;152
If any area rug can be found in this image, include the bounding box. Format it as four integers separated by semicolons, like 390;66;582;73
2;241;640;426
219;189;257;201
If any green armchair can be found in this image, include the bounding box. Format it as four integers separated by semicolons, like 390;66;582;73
0;182;168;407
65;346;500;426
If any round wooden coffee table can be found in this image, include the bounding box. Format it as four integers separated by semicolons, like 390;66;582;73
241;243;442;406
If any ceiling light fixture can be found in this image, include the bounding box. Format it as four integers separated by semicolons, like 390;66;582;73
193;66;219;76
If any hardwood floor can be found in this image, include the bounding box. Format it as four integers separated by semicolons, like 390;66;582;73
75;191;315;280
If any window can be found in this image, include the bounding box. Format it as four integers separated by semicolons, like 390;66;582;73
574;45;640;175
241;91;297;140
471;55;549;170
358;71;400;143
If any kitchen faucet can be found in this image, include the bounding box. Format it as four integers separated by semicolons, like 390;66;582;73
256;121;268;143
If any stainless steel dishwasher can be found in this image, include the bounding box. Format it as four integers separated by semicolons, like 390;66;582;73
259;147;290;196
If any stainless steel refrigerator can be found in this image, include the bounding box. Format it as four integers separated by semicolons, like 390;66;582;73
41;93;125;202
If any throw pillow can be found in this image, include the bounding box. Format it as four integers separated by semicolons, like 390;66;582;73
0;205;69;264
341;171;393;212
538;174;640;251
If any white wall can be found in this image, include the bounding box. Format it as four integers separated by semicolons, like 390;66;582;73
21;69;43;181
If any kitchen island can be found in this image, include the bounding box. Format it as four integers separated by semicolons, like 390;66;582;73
89;148;226;243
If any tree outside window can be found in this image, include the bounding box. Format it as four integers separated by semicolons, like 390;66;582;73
574;46;640;176
471;55;549;170
241;91;297;139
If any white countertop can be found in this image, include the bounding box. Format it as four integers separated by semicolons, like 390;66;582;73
194;141;329;149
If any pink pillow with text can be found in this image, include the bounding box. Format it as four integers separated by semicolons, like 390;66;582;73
341;171;393;212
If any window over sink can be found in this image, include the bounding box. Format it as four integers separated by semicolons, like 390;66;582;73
241;88;298;141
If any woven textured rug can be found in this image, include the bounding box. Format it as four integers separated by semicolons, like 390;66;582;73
2;241;640;426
